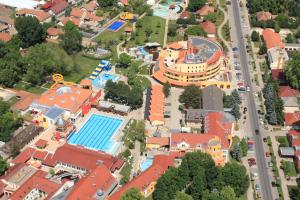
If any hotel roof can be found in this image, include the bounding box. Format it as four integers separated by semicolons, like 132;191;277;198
262;29;285;49
42;144;124;172
109;154;174;200
66;164;117;200
33;85;92;114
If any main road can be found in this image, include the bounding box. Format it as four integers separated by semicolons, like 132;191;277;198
230;0;274;199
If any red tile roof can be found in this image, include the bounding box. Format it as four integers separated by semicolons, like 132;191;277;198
146;137;170;147
279;86;299;97
285;113;300;126
51;0;69;15
180;11;191;19
0;33;12;42
10;170;61;200
168;42;183;50
61;17;81;26
35;139;48;148
34;85;92;114
271;69;285;81
109;155;174;200
84;1;98;12
119;0;129;5
66;164;117;200
262;28;284;49
256;11;273;21
11;147;36;165
11;90;38;111
196;5;214;16
33;150;49;161
200;21;216;34
16;9;51;22
149;85;165;124
47;27;64;36
42;144;124;172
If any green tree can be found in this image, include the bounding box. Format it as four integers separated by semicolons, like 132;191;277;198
187;167;207;199
174;192;193;200
118;53;132;68
185;26;207;37
289;185;300;200
0;157;7;176
240;138;248;157
145;27;153;37
163;82;171;97
231;89;241;104
179;85;202;108
188;0;207;12
274;22;280;33
121;188;145;200
230;103;241;120
65;6;72;17
15;16;46;48
259;42;267;55
230;144;242;161
168;24;177;37
286;33;297;43
251;30;260;42
220;162;249;196
285;52;300;89
205;13;217;22
220;186;239;200
97;0;116;7
60;21;82;54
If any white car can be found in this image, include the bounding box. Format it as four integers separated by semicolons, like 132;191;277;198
246;86;250;92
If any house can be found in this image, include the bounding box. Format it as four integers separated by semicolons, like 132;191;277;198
146;137;170;149
267;47;289;70
42;144;124;173
256;11;274;21
9;170;62;200
0;32;12;42
284;113;300;130
201;85;223;111
61;16;81;26
47;27;64;40
196;5;214;16
83;1;98;12
66;164;118;200
200;21;216;38
109;155;174;199
179;11;191;19
287;130;300;171
279;86;300;113
50;0;69;15
118;0;129;6
11;90;38;113
70;7;102;26
15;9;51;23
262;29;285;50
30;84;93;123
148;85;165;126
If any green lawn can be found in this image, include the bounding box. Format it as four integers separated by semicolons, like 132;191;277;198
167;20;183;43
276;136;290;147
128;16;166;46
281;160;297;177
14;82;47;95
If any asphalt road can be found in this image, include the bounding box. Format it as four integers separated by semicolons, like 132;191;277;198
230;0;274;199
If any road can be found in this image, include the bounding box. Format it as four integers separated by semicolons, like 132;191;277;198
230;0;274;199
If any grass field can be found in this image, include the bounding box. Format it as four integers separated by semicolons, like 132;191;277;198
14;82;47;95
167;20;183;43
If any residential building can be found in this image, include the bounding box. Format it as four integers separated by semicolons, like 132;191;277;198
152;37;231;89
256;11;274;21
196;5;214;16
267;47;289;70
202;85;223;111
47;27;64;40
50;0;69;15
146;137;170;149
109;155;174;199
200;21;216;38
262;28;285;50
0;32;12;42
179;11;191;19
279;86;300;113
148;85;165;126
15;9;51;23
83;1;98;12
284;113;300;130
62;7;102;27
11;90;38;113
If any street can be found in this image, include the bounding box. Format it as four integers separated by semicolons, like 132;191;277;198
229;0;274;199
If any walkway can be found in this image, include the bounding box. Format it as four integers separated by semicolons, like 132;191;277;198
163;12;170;48
216;0;230;51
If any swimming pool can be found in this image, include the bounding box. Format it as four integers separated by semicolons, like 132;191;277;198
153;4;181;18
107;21;125;32
140;156;154;171
92;73;119;88
67;114;123;154
139;47;149;55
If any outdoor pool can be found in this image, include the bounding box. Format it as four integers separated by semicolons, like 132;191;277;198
92;73;119;88
140;156;154;171
107;20;125;32
67;114;123;154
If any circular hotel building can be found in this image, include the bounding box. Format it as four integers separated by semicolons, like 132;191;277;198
152;37;231;89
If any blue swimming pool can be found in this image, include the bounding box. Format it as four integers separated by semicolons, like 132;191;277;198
107;21;125;31
140;156;154;171
154;3;181;18
67;114;123;154
92;73;119;88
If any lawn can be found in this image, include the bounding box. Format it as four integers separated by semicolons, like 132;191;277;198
281;160;297;177
167;20;183;43
128;16;166;47
14;82;47;95
276;136;289;147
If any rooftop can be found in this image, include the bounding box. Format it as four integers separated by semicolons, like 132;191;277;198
262;28;285;49
196;5;214;16
0;32;12;42
16;8;51;22
202;85;223;111
47;27;64;36
200;21;216;34
279;86;300;97
11;90;38;111
285;113;300;126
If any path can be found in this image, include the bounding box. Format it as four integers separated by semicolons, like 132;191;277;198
216;0;230;51
163;13;169;48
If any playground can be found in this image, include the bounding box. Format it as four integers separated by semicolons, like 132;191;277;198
107;20;126;32
119;12;135;21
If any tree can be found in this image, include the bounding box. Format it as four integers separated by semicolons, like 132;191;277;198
118;53;132;68
231;89;241;104
230;144;242;161
168;24;177;37
187;167;207;199
121;188;145;200
0;157;7;176
163;82;171;97
251;30;260;42
286;33;297;43
274;21;280;33
285;52;300;89
220;162;249;196
60;21;82;54
240;138;248;157
259;43;267;55
188;0;207;12
145;27;153;37
97;0;116;7
205;12;217;23
289;185;300;200
179;85;202;109
174;192;193;200
230;103;241;120
65;6;72;17
15;16;46;48
185;26;207;37
220;186;239;200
